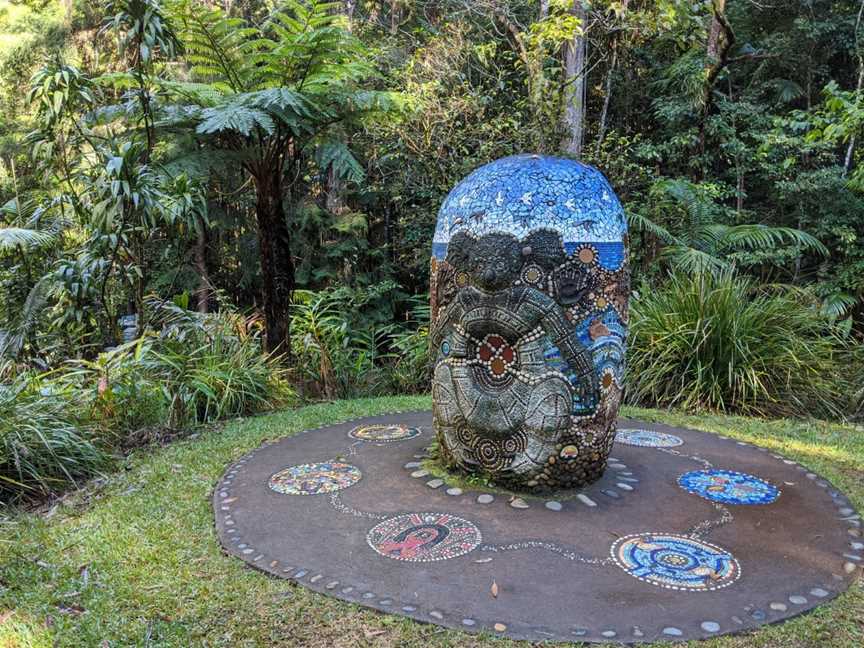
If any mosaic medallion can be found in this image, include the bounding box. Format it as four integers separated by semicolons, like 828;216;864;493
678;469;780;505
268;462;361;495
611;533;741;591
348;423;421;443
367;513;482;562
616;428;684;448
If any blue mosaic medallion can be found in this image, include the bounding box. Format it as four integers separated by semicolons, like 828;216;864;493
611;533;740;591
616;428;683;448
678;469;780;505
269;462;361;495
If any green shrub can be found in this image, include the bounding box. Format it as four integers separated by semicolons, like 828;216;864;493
0;363;108;501
385;301;430;394
291;289;390;400
626;272;852;418
56;304;294;435
60;339;168;440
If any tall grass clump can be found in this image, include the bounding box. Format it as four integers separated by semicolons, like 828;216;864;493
627;271;852;418
0;363;107;501
149;305;294;427
64;302;296;432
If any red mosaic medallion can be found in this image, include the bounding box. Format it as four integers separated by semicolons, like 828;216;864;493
367;513;482;562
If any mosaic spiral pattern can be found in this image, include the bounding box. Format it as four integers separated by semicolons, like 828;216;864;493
678;469;780;505
348;423;421;443
367;513;482;562
268;462;361;495
616;428;684;448
612;533;740;591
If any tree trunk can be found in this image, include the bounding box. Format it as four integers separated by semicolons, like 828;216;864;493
539;0;549;19
698;0;734;173
561;1;588;158
193;214;210;313
845;0;864;175
254;168;295;356
706;0;727;62
596;0;626;156
596;37;617;155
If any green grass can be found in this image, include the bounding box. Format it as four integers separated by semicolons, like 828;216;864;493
0;396;862;647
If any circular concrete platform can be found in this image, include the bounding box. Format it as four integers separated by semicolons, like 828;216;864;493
212;411;862;643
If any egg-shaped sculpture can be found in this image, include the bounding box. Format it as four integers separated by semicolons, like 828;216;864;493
429;154;629;492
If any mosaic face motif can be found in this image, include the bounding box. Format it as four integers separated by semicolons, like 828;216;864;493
611;533;740;591
430;155;629;491
268;462;361;495
678;470;780;505
616;428;684;448
348;423;421;443
367;513;482;562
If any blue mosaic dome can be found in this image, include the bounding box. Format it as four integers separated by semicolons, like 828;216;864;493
432;154;627;271
429;154;630;491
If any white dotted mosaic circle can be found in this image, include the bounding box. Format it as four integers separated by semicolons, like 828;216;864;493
616;428;684;448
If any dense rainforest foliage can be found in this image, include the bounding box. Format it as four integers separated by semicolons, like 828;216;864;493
1;0;863;500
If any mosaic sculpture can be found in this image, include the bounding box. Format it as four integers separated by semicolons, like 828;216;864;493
429;154;629;491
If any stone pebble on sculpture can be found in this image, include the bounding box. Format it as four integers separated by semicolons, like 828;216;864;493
429;154;629;491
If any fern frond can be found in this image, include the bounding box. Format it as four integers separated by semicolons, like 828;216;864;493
196;103;275;136
316;140;364;183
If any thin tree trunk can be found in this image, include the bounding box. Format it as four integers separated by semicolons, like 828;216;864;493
596;38;617;155
254;169;295;356
698;0;733;174
193;215;210;313
596;0;626;156
561;1;588;158
845;0;864;175
540;0;549;19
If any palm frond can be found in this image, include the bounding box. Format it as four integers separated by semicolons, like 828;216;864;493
718;224;828;256
659;245;731;275
625;210;678;245
0;227;55;253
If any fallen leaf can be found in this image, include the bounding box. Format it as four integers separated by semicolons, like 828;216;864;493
490;580;498;598
494;622;507;632
363;628;386;639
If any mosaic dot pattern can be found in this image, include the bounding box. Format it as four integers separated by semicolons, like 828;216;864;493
367;513;482;562
616;428;684;448
349;423;422;443
611;533;741;591
678;469;780;505
269;462;361;495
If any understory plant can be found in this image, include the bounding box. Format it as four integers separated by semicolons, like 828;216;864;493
0;303;294;503
0;363;107;501
626;271;854;418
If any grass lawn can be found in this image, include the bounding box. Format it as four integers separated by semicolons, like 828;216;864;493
1;396;862;647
